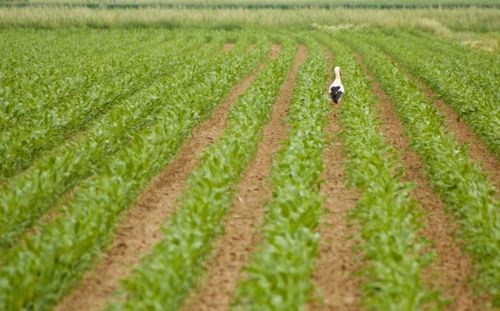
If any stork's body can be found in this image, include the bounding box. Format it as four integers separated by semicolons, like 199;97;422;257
329;66;344;104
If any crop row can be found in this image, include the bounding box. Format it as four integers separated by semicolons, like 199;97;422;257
359;29;500;157
0;30;217;180
319;34;442;310
0;29;171;128
0;33;245;249
105;38;296;311
0;37;267;310
344;33;500;306
233;37;329;310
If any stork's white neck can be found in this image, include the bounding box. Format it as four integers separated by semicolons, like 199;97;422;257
334;66;341;81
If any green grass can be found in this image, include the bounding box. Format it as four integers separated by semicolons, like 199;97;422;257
0;7;498;32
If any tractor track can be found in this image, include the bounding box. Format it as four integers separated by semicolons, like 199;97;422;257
55;51;269;311
180;44;306;311
355;54;481;310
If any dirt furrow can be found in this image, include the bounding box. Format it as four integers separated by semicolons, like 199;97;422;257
222;43;235;52
180;45;306;311
355;55;480;310
55;54;269;311
308;50;362;311
420;84;500;195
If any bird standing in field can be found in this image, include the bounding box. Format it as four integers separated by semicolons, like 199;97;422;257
329;66;344;104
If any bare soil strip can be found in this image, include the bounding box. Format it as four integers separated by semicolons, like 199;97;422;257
180;45;306;311
420;84;500;195
222;43;235;52
55;56;268;311
355;55;481;310
308;50;362;311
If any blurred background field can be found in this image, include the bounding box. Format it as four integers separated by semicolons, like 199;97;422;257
0;5;498;51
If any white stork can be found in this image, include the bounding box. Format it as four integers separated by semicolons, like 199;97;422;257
329;66;344;104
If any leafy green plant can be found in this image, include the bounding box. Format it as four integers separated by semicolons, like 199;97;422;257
359;28;500;158
316;34;443;310
0;29;213;180
233;37;330;311
106;38;296;311
0;32;250;249
0;34;267;311
343;32;500;306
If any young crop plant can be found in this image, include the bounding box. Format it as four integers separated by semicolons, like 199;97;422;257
0;37;268;311
359;29;500;158
105;40;296;311
0;33;243;249
343;33;500;307
316;34;443;310
0;29;208;181
233;37;330;311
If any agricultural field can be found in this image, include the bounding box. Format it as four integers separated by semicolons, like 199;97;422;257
0;4;499;311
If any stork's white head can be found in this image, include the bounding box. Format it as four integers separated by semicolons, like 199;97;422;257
334;66;342;78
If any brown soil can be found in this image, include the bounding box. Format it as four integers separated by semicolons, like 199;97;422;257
222;43;235;52
419;84;500;196
355;54;481;310
308;50;362;311
270;44;282;60
55;60;266;311
180;45;307;311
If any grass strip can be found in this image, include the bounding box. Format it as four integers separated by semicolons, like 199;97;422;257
105;39;296;311
0;37;267;311
233;37;329;310
344;33;500;306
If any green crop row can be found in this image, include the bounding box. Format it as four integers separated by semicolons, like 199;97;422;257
0;29;130;126
0;36;267;311
344;34;500;306
0;33;238;249
233;37;329;311
359;28;500;157
0;30;211;180
106;37;295;311
318;34;442;310
0;29;173;129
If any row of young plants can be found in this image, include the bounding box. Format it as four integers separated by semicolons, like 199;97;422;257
0;37;268;311
0;28;168;129
0;33;239;249
319;35;442;310
358;28;500;157
0;30;209;180
232;38;329;310
394;28;500;74
106;39;296;311
343;34;500;306
0;29;146;137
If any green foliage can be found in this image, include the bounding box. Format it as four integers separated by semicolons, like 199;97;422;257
317;34;443;310
343;33;500;306
0;33;266;311
106;39;296;311
0;29;178;179
233;38;329;310
0;31;244;249
361;28;500;157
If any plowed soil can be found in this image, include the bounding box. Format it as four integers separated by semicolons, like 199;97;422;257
180;44;307;311
55;57;266;311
